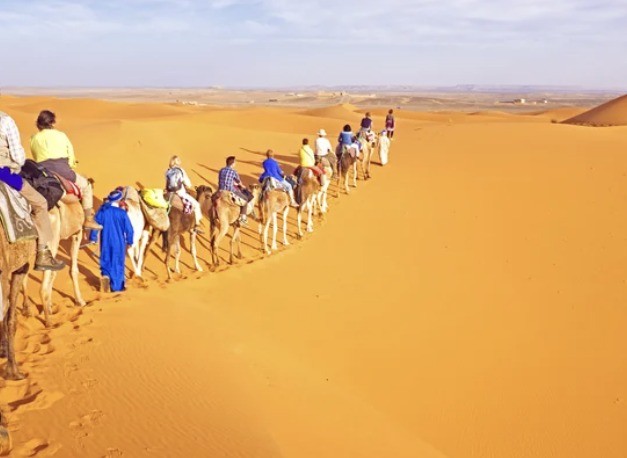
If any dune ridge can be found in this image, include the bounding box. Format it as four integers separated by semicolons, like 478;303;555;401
562;94;627;126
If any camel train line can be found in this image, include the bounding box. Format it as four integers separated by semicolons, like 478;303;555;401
1;125;392;381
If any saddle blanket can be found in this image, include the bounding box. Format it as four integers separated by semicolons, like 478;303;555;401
0;182;38;243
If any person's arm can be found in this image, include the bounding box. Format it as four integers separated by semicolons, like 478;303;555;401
1;117;26;166
233;170;242;186
66;134;78;169
95;207;105;226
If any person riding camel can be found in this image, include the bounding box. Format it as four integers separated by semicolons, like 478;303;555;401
295;138;324;181
218;156;252;225
259;149;298;207
314;128;336;172
0;111;65;271
165;155;203;232
360;112;373;133
30;110;102;230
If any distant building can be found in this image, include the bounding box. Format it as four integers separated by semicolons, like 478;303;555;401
513;98;526;105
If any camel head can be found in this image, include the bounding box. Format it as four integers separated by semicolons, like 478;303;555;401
195;185;214;202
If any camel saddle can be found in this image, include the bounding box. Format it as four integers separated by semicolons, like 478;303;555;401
0;182;38;243
51;172;82;201
138;195;170;232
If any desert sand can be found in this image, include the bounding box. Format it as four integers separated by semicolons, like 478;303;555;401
0;94;626;457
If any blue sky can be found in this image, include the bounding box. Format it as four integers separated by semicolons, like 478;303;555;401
1;0;625;88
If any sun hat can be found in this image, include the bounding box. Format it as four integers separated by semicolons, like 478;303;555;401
317;129;327;136
107;190;123;202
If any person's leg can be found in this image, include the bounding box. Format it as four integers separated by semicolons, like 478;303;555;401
74;173;102;230
19;181;65;270
283;180;298;206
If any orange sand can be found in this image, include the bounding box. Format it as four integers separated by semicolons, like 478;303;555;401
563;94;627;126
0;96;626;457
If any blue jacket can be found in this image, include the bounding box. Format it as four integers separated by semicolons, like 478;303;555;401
259;158;285;182
339;131;353;146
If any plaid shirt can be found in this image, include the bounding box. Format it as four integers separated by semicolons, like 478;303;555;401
218;166;241;191
0;113;26;167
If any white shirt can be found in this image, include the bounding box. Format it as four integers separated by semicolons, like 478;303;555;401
315;137;333;157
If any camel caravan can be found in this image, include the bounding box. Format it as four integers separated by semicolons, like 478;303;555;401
0;108;395;380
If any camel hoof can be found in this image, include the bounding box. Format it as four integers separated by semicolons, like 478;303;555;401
21;307;31;318
197;266;204;273
3;367;26;381
283;241;290;246
75;299;86;307
44;320;52;329
265;250;271;255
307;228;314;233
271;244;278;251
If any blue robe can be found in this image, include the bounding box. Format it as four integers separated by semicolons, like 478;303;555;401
94;203;134;292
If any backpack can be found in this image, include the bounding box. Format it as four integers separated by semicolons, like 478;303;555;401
19;159;64;210
165;167;184;192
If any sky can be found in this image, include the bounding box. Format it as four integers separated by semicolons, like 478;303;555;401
0;0;626;89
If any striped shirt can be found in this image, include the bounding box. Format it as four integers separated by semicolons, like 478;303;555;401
0;113;26;166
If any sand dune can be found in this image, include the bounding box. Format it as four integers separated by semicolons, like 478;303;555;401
563;94;627;126
0;96;626;457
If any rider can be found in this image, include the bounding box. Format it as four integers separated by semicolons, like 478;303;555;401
165;155;203;231
359;112;373;133
0;112;65;271
385;109;395;139
30;110;102;230
337;124;354;162
259;149;298;207
296;138;323;179
218;156;251;225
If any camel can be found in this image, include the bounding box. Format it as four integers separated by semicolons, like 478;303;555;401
22;199;85;327
197;185;260;266
0;227;35;380
337;144;359;194
357;131;377;180
295;169;321;237
122;187;152;278
256;182;291;254
162;193;203;280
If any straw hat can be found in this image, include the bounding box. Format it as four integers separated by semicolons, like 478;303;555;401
317;129;327;136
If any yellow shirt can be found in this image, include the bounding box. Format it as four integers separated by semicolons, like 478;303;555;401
299;145;315;167
30;129;77;168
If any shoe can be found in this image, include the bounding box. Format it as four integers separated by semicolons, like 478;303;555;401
290;201;299;208
238;215;248;226
84;209;103;230
192;227;205;235
34;249;66;271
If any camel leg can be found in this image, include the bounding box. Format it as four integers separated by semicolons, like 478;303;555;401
307;202;314;233
213;223;229;266
174;236;182;274
229;227;238;264
344;172;350;194
190;231;203;272
0;282;5;358
282;208;289;246
165;234;173;280
40;270;55;328
127;245;139;277
271;212;278;251
5;272;26;380
263;219;271;254
236;226;243;259
135;229;150;276
352;163;358;187
21;274;31;318
70;232;86;307
297;209;304;238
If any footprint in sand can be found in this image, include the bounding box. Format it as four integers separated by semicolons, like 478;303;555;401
17;438;48;456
